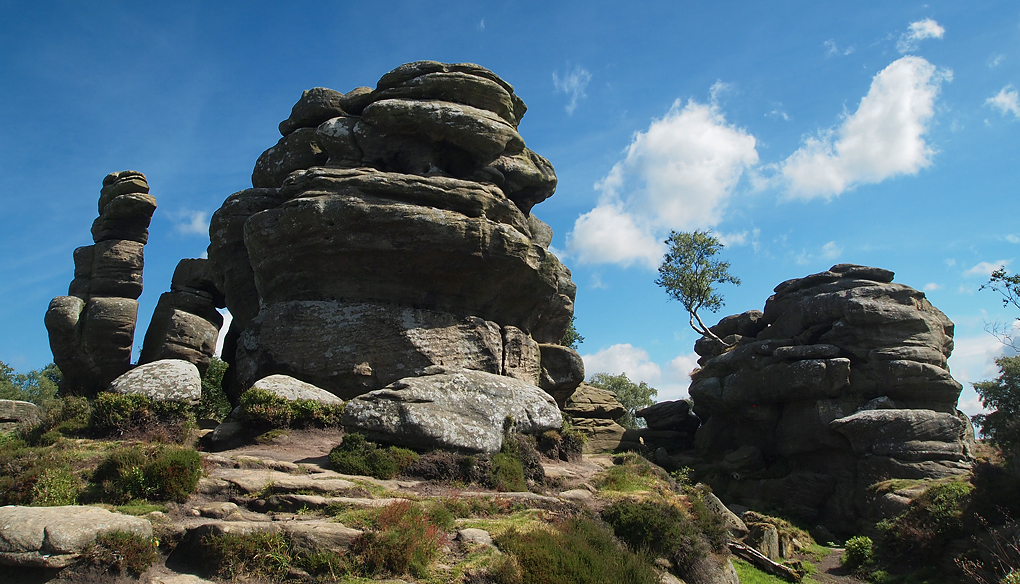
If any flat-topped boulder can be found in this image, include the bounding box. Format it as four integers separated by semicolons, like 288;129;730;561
0;505;152;568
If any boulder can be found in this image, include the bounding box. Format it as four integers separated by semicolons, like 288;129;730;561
249;374;343;404
636;399;701;434
252;127;329;188
538;344;585;405
0;505;152;568
279;87;347;136
108;359;201;403
563;384;626;419
0;400;40;433
342;368;561;454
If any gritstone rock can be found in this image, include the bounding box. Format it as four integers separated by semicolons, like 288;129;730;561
45;171;155;397
108;359;202;403
249;374;344;404
0;400;40;433
341;368;561;454
563;383;640;453
0;505;152;568
687;264;974;534
208;61;580;410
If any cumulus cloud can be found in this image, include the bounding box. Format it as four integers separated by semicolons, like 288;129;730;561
581;344;698;402
173;210;210;236
947;332;1018;416
897;18;945;53
924;282;942;291
964;260;1011;278
214;308;232;358
1008;234;1020;244
986;86;1020;118
567;95;758;268
553;65;592;115
780;56;949;200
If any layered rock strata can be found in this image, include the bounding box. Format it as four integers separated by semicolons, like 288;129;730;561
45;171;155;396
208;62;581;403
563;383;640;453
688;264;974;533
140;258;225;375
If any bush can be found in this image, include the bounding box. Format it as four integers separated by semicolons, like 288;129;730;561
492;518;659;584
88;392;194;442
0;441;79;506
87;530;158;576
500;433;545;484
842;535;873;569
490;452;527;492
351;500;446;578
31;466;83;506
239;388;345;432
143;447;202;502
84;445;201;504
879;481;973;561
602;498;710;572
328;433;418;480
19;395;91;444
196;357;231;421
404;450;481;483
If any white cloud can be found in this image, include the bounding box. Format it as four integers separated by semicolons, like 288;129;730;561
821;241;842;259
795;241;843;265
780;56;949;200
567;95;758;268
989;54;1004;68
716;231;748;247
214;308;232;358
964;259;1011;278
947;332;1016;417
583;344;662;385
824;39;856;57
590;273;607;289
924;282;942;291
552;65;592;115
478;19;485;31
986;86;1020;118
173;210;210;236
1008;234;1020;244
581;344;698;402
897;18;945;53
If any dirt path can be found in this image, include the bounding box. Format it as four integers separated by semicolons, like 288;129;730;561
807;548;866;584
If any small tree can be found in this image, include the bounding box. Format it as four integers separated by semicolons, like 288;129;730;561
655;230;740;345
560;316;584;350
981;268;1020;351
973;355;1020;467
0;361;61;405
588;372;657;428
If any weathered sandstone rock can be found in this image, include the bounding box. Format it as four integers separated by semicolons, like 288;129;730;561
249;374;343;404
109;359;201;403
0;400;40;433
0;505;152;568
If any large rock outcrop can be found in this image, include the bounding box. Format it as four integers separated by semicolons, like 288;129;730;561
687;264;974;533
208;62;581;404
45;171;155;396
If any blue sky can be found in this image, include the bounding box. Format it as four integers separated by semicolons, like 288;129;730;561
1;1;1018;416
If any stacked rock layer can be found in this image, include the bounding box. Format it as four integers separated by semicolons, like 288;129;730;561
208;62;581;402
45;171;155;396
688;264;974;533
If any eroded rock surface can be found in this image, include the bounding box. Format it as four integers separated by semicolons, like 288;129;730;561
208;62;580;408
45;171;155;396
687;265;973;533
108;359;202;403
0;505;152;568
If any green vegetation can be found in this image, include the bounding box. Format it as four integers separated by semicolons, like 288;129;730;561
196;356;231;420
656;229;740;345
89;391;195;443
973;355;1020;468
328;432;419;480
492;518;660;584
560;315;584;349
602;497;724;574
842;535;873;570
351;500;447;578
877;480;973;562
86;530;159;577
200;530;346;581
981;267;1020;351
83;444;201;504
597;452;673;493
239;387;344;431
587;372;657;428
733;558;795;584
0;361;61;405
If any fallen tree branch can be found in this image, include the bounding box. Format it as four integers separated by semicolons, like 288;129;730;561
728;541;802;583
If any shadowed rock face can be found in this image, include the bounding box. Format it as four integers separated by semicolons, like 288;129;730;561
45;171;155;396
688;264;974;534
209;62;581;402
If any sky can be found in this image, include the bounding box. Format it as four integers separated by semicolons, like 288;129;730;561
1;1;1018;417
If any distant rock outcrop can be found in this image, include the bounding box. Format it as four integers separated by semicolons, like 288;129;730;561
208;62;581;405
45;171;155;397
686;264;974;533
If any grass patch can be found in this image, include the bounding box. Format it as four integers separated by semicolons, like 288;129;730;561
596;452;674;494
733;557;796;584
491;518;659;584
328;432;418;480
350;500;447;579
86;530;159;577
82;444;201;504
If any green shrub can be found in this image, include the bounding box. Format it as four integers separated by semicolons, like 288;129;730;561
492;518;659;584
403;450;481;483
143;447;201;502
500;433;545;484
842;535;873;569
490;452;527;492
84;445;201;504
0;442;79;506
351;500;446;578
196;357;231;421
1003;571;1020;584
87;530;158;576
239;388;344;431
879;481;973;561
328;433;419;480
19;395;91;444
31;466;83;506
290;398;344;428
200;530;300;580
88;392;194;442
602;498;710;572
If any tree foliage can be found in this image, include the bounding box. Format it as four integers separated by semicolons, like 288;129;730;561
656;230;740;344
981;268;1020;351
560;316;584;350
973;355;1020;466
0;362;61;405
588;372;657;428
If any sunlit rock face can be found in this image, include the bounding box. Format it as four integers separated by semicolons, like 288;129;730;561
688;264;974;534
208;62;580;402
45;171;155;397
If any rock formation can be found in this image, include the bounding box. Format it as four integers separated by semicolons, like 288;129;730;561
562;383;640;453
140;258;224;375
685;264;974;533
208;62;581;405
45;171;155;397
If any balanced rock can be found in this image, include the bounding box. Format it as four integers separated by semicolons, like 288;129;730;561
563;383;639;453
0;505;152;568
46;171;155;396
140;258;225;375
209;62;580;405
688;265;973;533
342;368;561;454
